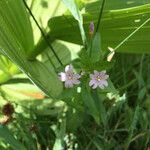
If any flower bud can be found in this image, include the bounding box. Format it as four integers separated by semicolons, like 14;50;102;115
89;21;94;36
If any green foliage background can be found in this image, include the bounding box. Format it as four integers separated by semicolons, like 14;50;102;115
0;0;150;149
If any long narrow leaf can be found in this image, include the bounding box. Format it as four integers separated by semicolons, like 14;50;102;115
0;0;63;97
62;0;87;46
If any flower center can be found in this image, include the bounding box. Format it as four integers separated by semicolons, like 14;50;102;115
68;74;73;80
96;75;101;81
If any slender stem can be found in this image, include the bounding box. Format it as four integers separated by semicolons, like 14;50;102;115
114;17;150;51
22;0;63;66
96;0;106;32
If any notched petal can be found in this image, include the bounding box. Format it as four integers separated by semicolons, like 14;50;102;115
65;64;73;72
58;72;66;82
65;80;74;88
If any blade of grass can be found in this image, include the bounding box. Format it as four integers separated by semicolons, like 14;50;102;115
114;17;150;51
96;0;106;32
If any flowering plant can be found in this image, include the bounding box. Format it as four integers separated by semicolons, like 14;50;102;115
0;0;149;149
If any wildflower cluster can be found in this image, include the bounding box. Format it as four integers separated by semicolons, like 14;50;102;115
59;64;109;89
58;22;110;90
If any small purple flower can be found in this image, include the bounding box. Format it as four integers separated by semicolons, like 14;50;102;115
89;21;94;35
89;70;109;89
59;65;81;88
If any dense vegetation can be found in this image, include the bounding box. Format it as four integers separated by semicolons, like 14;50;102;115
0;0;150;149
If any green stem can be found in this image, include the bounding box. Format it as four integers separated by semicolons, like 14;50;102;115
96;0;106;32
114;17;150;51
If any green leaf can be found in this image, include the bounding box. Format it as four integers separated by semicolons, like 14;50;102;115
48;3;150;53
0;125;26;150
89;32;101;62
61;0;87;46
82;83;100;124
0;0;34;54
41;40;80;69
27;60;63;98
91;90;107;127
0;55;21;84
28;0;67;44
62;0;82;23
0;0;63;97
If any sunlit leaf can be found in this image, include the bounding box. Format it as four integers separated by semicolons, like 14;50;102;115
89;32;101;62
0;0;63;97
48;3;150;53
62;0;87;46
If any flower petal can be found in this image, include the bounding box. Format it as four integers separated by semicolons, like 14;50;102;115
104;75;109;80
99;84;105;89
65;64;73;72
72;79;80;85
74;74;81;79
65;80;74;88
101;80;108;87
58;72;66;82
92;83;98;89
89;79;95;86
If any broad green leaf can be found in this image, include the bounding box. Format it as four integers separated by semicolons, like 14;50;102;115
27;0;84;59
27;60;63;97
48;4;150;53
62;0;87;46
41;40;80;69
87;0;150;11
27;0;67;45
0;0;63;97
0;126;26;150
0;0;34;54
0;82;64;116
1;82;44;100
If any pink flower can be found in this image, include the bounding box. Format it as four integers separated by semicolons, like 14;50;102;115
89;70;109;89
59;65;81;88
